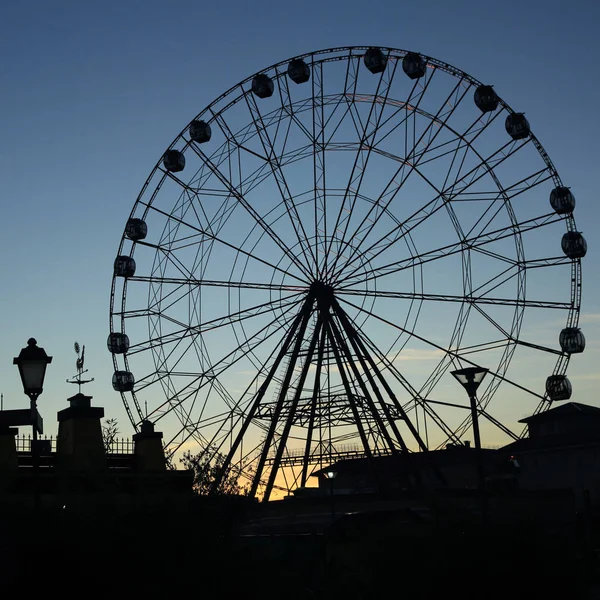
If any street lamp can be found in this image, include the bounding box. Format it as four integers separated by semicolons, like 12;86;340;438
451;366;488;524
325;469;337;524
13;338;52;505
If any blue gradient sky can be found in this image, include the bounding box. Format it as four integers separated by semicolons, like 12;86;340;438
1;0;598;439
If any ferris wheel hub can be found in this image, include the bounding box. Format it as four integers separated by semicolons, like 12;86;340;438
309;280;335;302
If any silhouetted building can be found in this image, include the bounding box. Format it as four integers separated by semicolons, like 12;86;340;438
502;402;600;506
0;392;192;516
310;445;502;494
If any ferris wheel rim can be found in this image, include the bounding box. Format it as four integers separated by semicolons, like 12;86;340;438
108;47;582;484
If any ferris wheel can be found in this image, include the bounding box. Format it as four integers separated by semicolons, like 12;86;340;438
109;47;585;500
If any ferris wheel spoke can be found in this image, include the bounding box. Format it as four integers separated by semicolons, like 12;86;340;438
130;275;306;293
526;257;574;269
127;293;305;356
336;287;571;310
339;108;519;277
325;56;402;277
463;168;554;240
242;91;318;272
470;303;562;356
341;295;548;404
342;210;564;288
209;111;273;164
423;395;520;445
275;71;317;145
337;135;523;284
330;77;473;282
333;114;497;272
147;299;304;424
206;109;316;198
358;75;435;152
477;406;519;440
469;262;521;297
311;59;327;278
135;220;308;285
450;338;513;355
186;145;313;280
145;298;303;403
163;406;236;452
273;62;329;277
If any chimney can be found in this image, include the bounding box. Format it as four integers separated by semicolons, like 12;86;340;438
56;393;106;471
133;420;166;471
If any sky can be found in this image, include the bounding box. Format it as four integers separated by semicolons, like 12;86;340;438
1;0;599;465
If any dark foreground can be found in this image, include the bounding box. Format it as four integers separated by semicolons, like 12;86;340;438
1;491;599;599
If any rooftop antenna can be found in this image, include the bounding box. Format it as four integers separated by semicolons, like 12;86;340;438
66;341;94;394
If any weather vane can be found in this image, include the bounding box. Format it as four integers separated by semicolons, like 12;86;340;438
66;341;94;393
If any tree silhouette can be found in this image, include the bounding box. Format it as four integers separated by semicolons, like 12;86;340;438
101;418;119;453
180;448;248;495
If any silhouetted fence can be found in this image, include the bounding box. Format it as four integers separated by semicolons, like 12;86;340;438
105;437;135;454
15;434;56;453
15;434;134;454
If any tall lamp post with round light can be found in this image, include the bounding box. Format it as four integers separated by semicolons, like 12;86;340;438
325;469;338;525
13;338;52;508
451;366;488;524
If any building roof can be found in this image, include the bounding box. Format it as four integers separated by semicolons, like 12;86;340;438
501;430;600;454
312;446;499;477
518;402;600;424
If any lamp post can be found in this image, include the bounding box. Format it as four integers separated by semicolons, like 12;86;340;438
325;470;337;525
13;338;52;510
451;366;488;525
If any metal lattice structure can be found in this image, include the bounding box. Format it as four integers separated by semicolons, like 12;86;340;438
109;47;584;500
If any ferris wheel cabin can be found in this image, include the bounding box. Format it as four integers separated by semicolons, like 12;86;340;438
107;332;130;355
545;375;573;401
163;149;185;172
505;113;530;140
252;73;274;98
402;52;427;79
561;231;587;259
114;255;136;278
189;120;211;144
112;371;135;393
474;85;499;112
550;187;576;215
125;218;147;241
287;59;310;84
364;48;387;74
559;328;586;354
